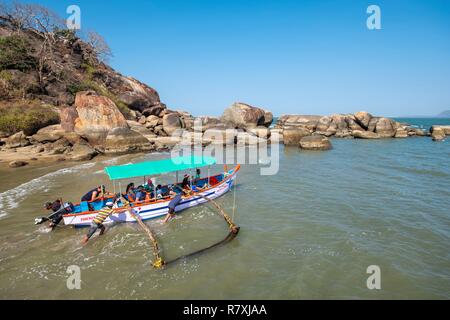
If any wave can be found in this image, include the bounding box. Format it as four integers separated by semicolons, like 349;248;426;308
0;162;96;220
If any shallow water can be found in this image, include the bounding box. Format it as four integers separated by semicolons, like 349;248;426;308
0;120;449;299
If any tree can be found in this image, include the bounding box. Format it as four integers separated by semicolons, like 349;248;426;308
86;31;113;63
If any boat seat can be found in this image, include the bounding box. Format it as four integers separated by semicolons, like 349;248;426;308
80;201;89;212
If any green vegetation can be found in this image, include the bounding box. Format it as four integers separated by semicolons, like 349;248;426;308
0;103;59;135
0;36;37;72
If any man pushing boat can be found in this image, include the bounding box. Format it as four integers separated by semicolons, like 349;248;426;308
81;199;116;244
163;186;188;223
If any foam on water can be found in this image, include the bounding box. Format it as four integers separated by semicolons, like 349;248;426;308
0;162;96;219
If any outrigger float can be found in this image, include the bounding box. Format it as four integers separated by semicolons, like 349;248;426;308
61;156;240;268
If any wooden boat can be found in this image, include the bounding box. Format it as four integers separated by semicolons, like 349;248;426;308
62;156;240;227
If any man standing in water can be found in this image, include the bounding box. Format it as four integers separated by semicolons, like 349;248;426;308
82;200;115;244
163;186;185;223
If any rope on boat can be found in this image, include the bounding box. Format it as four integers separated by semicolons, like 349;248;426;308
128;209;165;269
163;193;240;266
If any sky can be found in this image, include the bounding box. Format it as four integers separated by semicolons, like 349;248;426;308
8;0;450;116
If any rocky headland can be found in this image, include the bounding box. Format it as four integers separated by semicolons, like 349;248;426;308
0;4;447;168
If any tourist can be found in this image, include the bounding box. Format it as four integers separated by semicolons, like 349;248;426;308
82;200;115;244
181;174;191;190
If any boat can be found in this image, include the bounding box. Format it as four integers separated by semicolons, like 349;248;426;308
62;156;240;227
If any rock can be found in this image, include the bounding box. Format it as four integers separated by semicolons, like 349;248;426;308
282;128;311;145
394;128;408;138
249;126;271;139
430;127;446;141
45;138;71;154
32;125;66;143
116;77;161;113
346;115;364;131
203;128;236;145
0;131;10;139
334;130;353;138
316;116;332;132
198;116;223;131
145;115;160;128
221;102;271;129
9;160;28;168
127;120;157;139
73;91;129;145
236;131;268;145
262;110;273;127
149;136;182;149
354;111;372;129
138;116;147;125
375;117;396;137
367;117;379;132
278;115;321;131
330;114;349;131
299;136;332;150
162;113;183;135
59;107;79;132
352;130;381;139
6;131;30;148
431;125;450;135
69;142;98;161
34;145;45;153
141;104;166;117
104;127;153;154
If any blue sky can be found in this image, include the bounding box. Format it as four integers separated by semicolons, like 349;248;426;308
10;0;450;116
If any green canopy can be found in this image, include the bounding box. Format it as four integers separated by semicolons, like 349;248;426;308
104;156;216;181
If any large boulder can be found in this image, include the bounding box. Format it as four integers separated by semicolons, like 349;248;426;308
278;115;321;131
73;91;129;145
221;102;271;129
141;104;166;117
375;117;396;137
431;125;450;136
354;111;372;129
162;113;183;135
6;131;30;148
249;126;271;139
299;136;332;150
32;125;66;143
394;128;408;138
59;107;79;131
145;115;160;128
282;128;310;145
69;142;98;161
352;130;381;139
315;116;332;132
430;126;446;141
115;77;162;113
127;120;157;140
104;127;153;154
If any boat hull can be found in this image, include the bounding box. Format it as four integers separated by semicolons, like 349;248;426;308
63;168;238;227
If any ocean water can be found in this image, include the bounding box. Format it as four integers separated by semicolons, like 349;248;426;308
0;118;449;299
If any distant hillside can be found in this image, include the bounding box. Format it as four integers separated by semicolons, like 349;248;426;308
437;110;450;118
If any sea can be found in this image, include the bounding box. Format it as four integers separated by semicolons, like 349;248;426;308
0;118;449;299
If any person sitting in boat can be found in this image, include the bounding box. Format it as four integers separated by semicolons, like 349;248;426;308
123;182;136;202
181;174;191;191
82;200;115;244
143;179;154;193
155;184;163;199
193;168;201;186
163;186;186;223
134;186;147;203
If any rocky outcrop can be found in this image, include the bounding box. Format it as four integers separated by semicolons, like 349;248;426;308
283;127;311;145
73;91;129;145
375;117;396;138
6;131;30;148
104;127;153;154
430;126;446;141
354;111;372;129
69;142;98;161
394;128;408;138
162;113;183;135
352;130;381;139
299;136;332;150
32;125;66;143
221;102;273;129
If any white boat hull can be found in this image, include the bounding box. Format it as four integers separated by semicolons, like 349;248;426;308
63;170;237;227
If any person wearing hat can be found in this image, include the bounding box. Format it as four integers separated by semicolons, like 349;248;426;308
82;200;115;244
